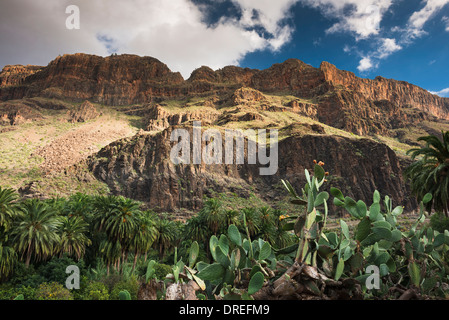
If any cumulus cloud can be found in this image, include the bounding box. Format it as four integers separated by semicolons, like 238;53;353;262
300;0;393;39
357;57;375;72
355;38;401;72
362;0;449;71
0;0;300;79
377;38;402;59
225;0;301;51
299;0;398;72
407;0;449;38
430;87;449;97
301;0;449;73
231;0;298;35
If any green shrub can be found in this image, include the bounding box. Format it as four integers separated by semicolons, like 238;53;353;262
35;282;73;300
0;284;37;300
7;263;44;288
70;275;89;300
83;281;109;300
14;286;37;300
0;284;17;300
17;274;46;288
430;212;449;233
37;256;86;285
154;263;172;280
110;276;139;300
99;272;122;293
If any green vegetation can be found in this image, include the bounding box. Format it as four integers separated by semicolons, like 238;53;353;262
405;131;449;216
0;186;297;300
1;132;449;300
0;161;448;300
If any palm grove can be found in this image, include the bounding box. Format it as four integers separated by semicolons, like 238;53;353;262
0;131;449;300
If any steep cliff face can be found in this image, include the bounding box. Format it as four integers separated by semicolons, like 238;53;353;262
0;65;43;87
191;59;449;135
317;62;449;135
144;104;220;131
88;124;412;213
277;134;413;209
187;65;256;86
320;61;449;120
250;59;327;97
2;54;448;137
0;54;184;105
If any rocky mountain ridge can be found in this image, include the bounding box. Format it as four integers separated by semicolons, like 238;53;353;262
1;53;447;214
1;53;448;136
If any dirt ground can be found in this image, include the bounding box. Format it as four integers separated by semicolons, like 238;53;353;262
0;110;137;191
34;115;135;174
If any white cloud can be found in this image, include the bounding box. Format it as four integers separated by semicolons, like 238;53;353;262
407;0;449;38
299;0;400;73
443;16;449;31
377;38;402;59
430;87;449;97
0;0;300;79
355;38;400;72
300;0;393;40
358;56;375;72
302;0;449;74
231;0;299;35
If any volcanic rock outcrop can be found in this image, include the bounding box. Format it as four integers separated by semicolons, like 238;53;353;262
143;104;220;131
88;124;412;214
0;101;43;126
68;100;101;123
0;65;43;87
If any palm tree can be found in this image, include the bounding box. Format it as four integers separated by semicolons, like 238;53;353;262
11;199;61;266
0;187;19;280
93;196;144;272
99;239;122;274
258;206;276;244
103;197;141;242
82;195;116;267
405;131;449;216
0;242;17;280
200;198;224;235
92;195;120;233
184;214;209;242
44;197;67;214
64;193;95;221
240;207;261;238
130;211;158;269
0;187;18;230
153;218;178;260
58;215;92;260
223;209;240;231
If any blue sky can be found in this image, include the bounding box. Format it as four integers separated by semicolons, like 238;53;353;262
0;0;448;96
